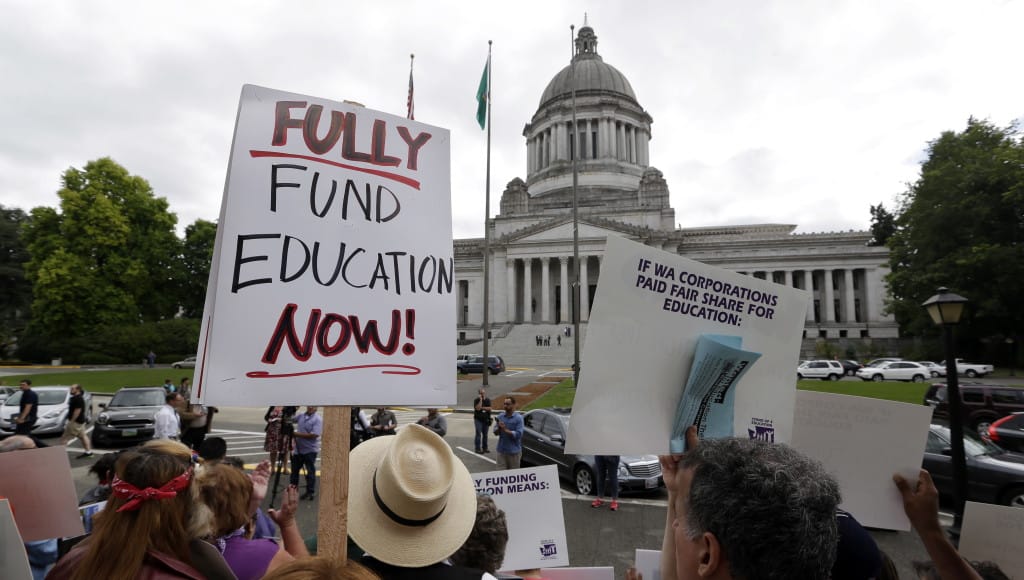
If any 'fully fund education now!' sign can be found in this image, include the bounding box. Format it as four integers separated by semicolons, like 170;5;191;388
195;85;454;407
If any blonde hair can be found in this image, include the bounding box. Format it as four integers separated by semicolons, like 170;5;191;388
70;440;196;580
260;556;380;580
191;462;254;537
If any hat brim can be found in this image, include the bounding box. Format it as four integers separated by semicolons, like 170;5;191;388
348;428;477;567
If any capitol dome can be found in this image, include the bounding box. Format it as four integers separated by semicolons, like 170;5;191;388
539;48;638;108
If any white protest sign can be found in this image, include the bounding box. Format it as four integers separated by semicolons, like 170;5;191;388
543;567;615;580
959;501;1024;576
566;235;809;454
791;390;932;530
0;446;84;542
0;500;32;580
195;84;454;407
634;549;661;580
472;465;569;570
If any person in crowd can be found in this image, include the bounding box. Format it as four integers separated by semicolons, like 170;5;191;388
895;468;1007;580
473;388;492;454
351;406;372;450
48;439;232;580
179;377;192;399
832;509;884;580
291;406;322;501
164;378;176;393
59;384;93;458
154;392;183;440
0;434;37;452
591;455;620;511
494;396;524;470
348;424;496;579
14;379;38;435
147;350;156;368
192;462;309;579
450;494;509;575
370;406;398;436
179;396;210;450
264;406;295;470
78;451;120;505
198;437;229;463
653;426;840;580
260;556;380;580
417;408;447;437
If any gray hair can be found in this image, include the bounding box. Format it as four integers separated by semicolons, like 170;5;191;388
449;494;509;574
680;438;840;580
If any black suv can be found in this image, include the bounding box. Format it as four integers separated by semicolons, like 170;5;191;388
925;382;1024;434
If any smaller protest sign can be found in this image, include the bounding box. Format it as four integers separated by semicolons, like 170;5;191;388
0;499;32;580
543;567;615;580
959;501;1024;575
0;446;83;542
791;390;932;530
471;465;569;570
634;549;661;580
79;501;107;534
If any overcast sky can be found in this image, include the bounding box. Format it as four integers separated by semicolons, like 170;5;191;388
2;0;1021;239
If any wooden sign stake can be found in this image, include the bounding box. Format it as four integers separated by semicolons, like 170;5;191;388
316;405;351;562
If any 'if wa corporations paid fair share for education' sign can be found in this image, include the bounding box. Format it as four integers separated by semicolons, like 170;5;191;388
195;85;454;407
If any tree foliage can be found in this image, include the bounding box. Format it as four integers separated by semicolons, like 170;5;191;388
22;158;183;340
0;205;31;352
180;218;217;318
868;203;896;247
886;118;1024;340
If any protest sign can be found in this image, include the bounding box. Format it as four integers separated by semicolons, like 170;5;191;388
472;465;569;570
959;501;1024;575
543;567;615;580
791;390;932;530
0;499;32;580
634;549;661;580
566;235;809;454
0;446;83;542
195;84;454;407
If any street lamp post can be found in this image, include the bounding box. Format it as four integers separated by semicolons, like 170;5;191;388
922;287;969;535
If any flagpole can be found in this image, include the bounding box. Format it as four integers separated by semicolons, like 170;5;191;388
482;41;493;388
570;25;581;387
407;54;415;120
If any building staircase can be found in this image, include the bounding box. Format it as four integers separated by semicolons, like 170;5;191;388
457;323;589;367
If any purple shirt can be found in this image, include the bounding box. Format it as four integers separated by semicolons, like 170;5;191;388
222;536;278;580
295;411;322;455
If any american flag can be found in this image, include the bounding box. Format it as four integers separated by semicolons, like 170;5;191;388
407;54;414;120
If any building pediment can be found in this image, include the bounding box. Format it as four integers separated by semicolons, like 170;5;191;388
505;216;643;244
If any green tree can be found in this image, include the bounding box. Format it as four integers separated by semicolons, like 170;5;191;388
180;218;217;317
886;118;1024;340
868;203;896;247
0;205;31;352
22;158;183;340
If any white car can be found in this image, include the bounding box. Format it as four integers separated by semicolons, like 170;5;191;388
797;360;845;381
918;361;947;378
172;356;197;369
0;386;93;436
856;361;929;382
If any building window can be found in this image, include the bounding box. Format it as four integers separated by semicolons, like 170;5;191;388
839;330;848;338
591;130;598;159
833;299;841;322
853;269;862;290
813;299;821;323
818;329;827;338
812;273;819;291
854;298;862;323
860;329;870;338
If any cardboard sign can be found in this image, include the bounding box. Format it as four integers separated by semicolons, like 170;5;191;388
791;390;932;530
195;84;454;407
472;465;569;570
634;549;661;580
566;235;809;454
0;500;32;580
0;446;84;542
542;567;615;580
959;501;1024;575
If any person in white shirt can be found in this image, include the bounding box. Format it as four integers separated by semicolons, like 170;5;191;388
153;392;182;440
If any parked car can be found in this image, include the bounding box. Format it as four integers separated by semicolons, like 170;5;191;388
839;360;863;377
172;356;197;369
456;353;478;365
987;413;1024;453
0;386;15;404
856;361;929;382
925;382;1024;434
918;361;947;378
940;359;994;378
796;360;845;381
864;357;902;368
0;386;93;436
519;408;663;495
91;386;167;447
457;355;506;375
924;422;1024;507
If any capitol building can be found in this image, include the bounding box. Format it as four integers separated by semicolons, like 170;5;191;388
454;25;898;348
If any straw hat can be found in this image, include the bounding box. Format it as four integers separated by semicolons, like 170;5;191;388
348;424;477;567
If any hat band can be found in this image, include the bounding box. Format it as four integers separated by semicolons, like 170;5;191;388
372;470;446;527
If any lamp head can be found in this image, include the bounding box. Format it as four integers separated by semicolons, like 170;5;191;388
922;287;968;326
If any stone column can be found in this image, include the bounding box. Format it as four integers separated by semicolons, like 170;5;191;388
783;270;793;287
843;269;856;322
522;258;533;323
609;120;617;159
559;257;569;324
541;257;551;323
506;259;516;323
527;140;534;173
580;256;590;321
823;269;835;322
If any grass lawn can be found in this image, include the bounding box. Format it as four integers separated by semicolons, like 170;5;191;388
523;378;576;410
0;369;194;394
797;379;930;405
